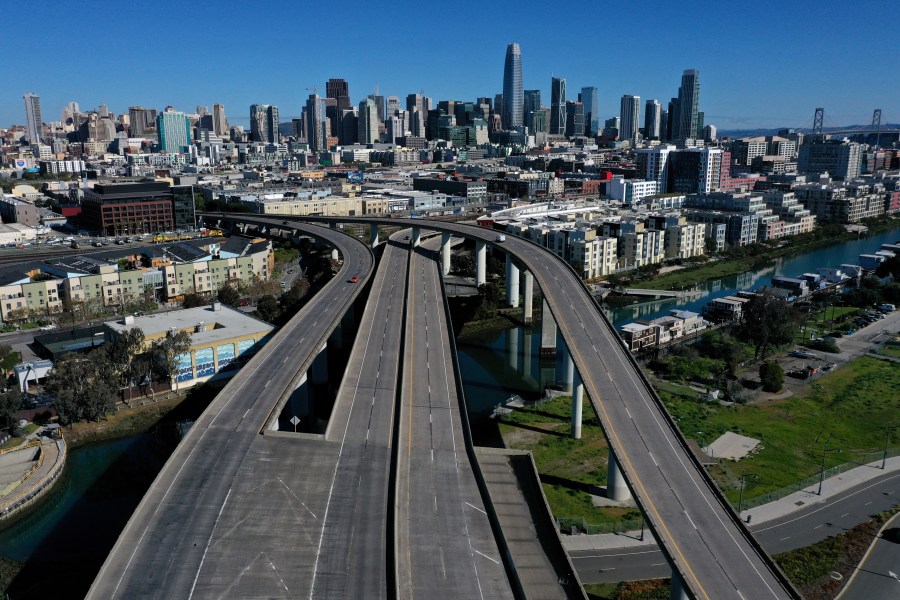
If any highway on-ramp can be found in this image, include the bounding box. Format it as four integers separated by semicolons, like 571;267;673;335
396;241;513;599
87;222;373;599
205;213;799;600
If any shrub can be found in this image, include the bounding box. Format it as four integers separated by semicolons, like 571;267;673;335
759;361;784;392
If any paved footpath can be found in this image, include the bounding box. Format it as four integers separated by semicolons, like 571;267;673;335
564;455;900;552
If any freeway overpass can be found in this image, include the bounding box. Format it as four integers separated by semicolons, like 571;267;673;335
206;212;801;600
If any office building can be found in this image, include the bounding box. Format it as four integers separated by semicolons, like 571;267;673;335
620;95;641;143
367;94;385;122
565;101;584;137
81;182;179;235
156;108;192;152
23;92;43;144
305;94;326;152
358;98;379;144
798;138;862;180
672;69;701;141
129;106;152;137
250;104;279;144
502;43;523;129
644;99;661;140
635;145;676;194
578;87;599;136
326;78;351;112
550;77;566;135
212;104;227;136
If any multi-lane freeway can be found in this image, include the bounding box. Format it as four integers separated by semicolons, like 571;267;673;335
396;242;513;599
203;213;799;600
87;223;373;599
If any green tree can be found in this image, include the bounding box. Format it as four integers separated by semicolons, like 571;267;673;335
182;293;206;308
153;330;192;392
103;327;146;390
217;284;241;307
736;290;800;358
759;361;784;392
46;353;117;424
255;295;280;323
281;278;311;312
0;388;22;429
450;254;475;277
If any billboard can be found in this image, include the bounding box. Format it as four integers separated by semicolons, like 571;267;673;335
14;159;27;169
347;171;364;184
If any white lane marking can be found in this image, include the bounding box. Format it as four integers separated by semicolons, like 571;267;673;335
684;512;698;530
264;379;271;388
473;549;500;565
651;562;666;567
276;477;317;519
840;512;850;518
779;536;790;541
864;501;872;506
187;487;233;600
465;501;487;514
814;524;823;529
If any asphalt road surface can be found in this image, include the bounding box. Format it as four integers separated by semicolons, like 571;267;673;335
87;222;373;599
396;243;513;600
572;470;900;584
839;511;900;600
310;235;409;599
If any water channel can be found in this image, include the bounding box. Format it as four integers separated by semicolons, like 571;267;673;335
1;226;897;597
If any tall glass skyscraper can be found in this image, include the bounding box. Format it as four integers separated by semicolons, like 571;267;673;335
644;99;661;140
579;87;599;136
23;92;42;144
550;77;566;135
673;69;701;141
156;109;192;152
502;43;523;129
619;95;641;143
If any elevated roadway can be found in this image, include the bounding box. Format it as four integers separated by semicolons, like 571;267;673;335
204;213;799;600
397;241;513;599
87;221;373;599
310;233;409;598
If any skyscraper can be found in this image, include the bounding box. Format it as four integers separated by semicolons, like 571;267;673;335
565;101;584;137
129;106;149;136
326;78;351;112
620;95;641;143
644;99;661;140
23;92;42;144
524;89;541;132
250;104;279;143
579;87;599;137
550;77;566;135
502;43;523;129
358;98;379;144
212;104;227;136
156;108;192;152
386;96;401;119
673;69;701;141
305;94;326;152
407;94;426;137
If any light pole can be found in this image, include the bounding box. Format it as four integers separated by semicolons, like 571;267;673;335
816;434;842;496
882;422;895;470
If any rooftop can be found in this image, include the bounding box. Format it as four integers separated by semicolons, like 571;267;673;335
106;304;273;346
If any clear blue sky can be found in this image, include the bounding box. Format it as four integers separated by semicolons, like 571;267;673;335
3;0;897;131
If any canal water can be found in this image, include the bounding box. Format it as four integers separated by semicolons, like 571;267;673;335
604;227;900;326
1;227;897;597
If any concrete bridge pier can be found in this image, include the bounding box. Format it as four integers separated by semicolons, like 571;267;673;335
508;328;519;373
475;240;487;287
310;343;328;386
523;271;533;323
607;450;633;502
669;570;691;600
505;254;520;308
571;371;584;439
441;232;452;275
559;348;574;393
411;226;421;247
369;224;379;248
541;298;557;358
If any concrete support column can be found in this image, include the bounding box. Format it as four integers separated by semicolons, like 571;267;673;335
505;254;520;308
560;348;574;393
607;450;633;502
669;570;691;600
523;271;533;323
508;328;519;373
411;226;421;247
571;372;584;439
310;343;328;385
522;328;534;384
441;232;452;275
475;240;487;287
369;224;378;248
541;298;557;358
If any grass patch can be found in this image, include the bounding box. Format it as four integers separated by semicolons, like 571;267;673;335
584;580;671;599
660;356;900;502
0;436;28;451
776;537;844;586
876;343;900;358
497;396;641;525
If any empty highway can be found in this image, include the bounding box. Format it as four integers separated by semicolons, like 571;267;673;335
396;242;513;599
205;213;798;600
88;222;373;599
311;234;409;598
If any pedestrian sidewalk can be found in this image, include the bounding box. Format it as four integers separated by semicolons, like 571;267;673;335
563;455;900;552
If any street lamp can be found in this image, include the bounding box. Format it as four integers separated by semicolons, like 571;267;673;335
738;474;759;516
816;433;842;495
882;422;896;470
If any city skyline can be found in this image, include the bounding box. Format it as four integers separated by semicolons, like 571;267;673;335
1;0;896;131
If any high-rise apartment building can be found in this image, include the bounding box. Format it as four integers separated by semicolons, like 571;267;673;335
620;95;641;143
326;78;351;112
23;92;43;144
565;101;584;137
550;77;566;135
798;138;862;180
128;106;150;136
578;87;599;137
635;145;676;194
523;89;541;132
672;69;701;141
502;43;523;129
250;104;279;143
156;108;192;152
644;99;661;140
358;98;379;144
212;104;227;136
305;94;326;152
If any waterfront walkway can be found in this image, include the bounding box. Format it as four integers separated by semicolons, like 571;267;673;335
0;428;67;522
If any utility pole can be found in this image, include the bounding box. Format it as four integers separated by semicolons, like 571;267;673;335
817;434;841;495
883;422;895;470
